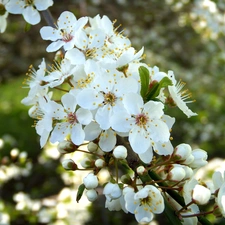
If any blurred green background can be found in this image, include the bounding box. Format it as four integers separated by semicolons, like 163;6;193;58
1;0;225;224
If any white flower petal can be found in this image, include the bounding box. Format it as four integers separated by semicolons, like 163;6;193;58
154;140;174;156
61;93;77;112
144;101;164;118
23;6;40;25
95;105;112;130
135;205;153;224
76;108;92;125
99;129;116;152
84;122;102;141
46;40;65;52
50;123;69;143
71;124;85;145
34;0;53;10
65;48;86;65
5;0;24;14
57;11;77;29
116;77;138;96
148;119;170;142
217;182;225;217
138;147;153;164
40;26;61;41
40;129;50;148
111;112;133;133
123;93;143;115
129;126;151;154
77;89;103;110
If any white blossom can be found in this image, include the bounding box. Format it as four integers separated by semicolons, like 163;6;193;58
123;185;164;224
111;93;171;155
6;0;53;25
40;11;88;52
103;182;122;201
50;93;92;146
167;70;197;118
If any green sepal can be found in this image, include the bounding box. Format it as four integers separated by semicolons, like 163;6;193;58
146;76;172;101
0;4;6;16
24;22;31;32
76;183;85;203
139;66;150;99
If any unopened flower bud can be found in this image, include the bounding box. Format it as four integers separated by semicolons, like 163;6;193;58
62;159;77;171
189;149;208;169
86;189;98;202
80;158;93;168
103;182;122;200
113;145;127;159
182;166;193;180
57;140;76;154
168;164;186;181
192;184;211;205
174;143;192;161
136;166;147;175
83;173;98;189
120;174;132;185
95;159;105;168
87;142;98;152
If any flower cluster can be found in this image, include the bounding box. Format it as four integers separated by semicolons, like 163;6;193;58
19;9;225;225
191;0;225;39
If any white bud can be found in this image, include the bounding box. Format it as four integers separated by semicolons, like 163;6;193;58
103;182;122;201
86;189;98;202
62;159;77;171
174;143;192;161
183;154;195;165
182;166;193;180
189;149;208;169
168;165;186;181
113;145;127;159
80;158;92;168
136;166;147;175
95;159;105;168
192;184;211;205
83;173;98;189
57;140;75;154
87;142;98;152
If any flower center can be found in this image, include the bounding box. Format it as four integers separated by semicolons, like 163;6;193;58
140;196;152;206
135;113;148;127
61;30;73;43
67;112;78;124
25;0;34;5
104;92;116;106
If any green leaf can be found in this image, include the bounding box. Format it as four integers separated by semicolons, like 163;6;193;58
146;76;173;101
139;66;150;99
76;183;85;202
164;197;183;225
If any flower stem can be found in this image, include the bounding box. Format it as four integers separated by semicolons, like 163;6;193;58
41;10;56;28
